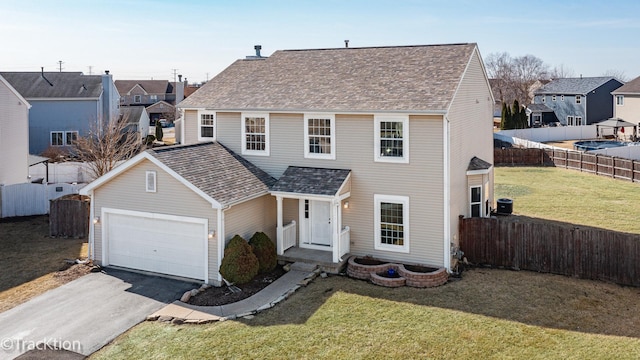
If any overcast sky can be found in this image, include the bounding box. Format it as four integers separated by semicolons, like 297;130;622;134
1;0;638;83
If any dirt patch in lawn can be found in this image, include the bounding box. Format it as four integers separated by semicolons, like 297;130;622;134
189;265;286;306
0;215;88;312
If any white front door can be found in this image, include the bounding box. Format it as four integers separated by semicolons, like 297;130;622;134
310;200;331;246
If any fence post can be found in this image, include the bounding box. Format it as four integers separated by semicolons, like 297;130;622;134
612;156;616;178
564;150;568;169
595;154;598;175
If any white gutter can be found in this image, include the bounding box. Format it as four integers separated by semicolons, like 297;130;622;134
443;116;451;272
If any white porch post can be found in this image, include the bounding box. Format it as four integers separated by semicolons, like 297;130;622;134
331;199;340;263
276;195;284;255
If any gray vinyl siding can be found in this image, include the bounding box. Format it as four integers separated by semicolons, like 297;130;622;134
91;159;219;283
0;80;29;185
224;194;276;245
183;109;199;144
447;48;495;253
216;112;445;267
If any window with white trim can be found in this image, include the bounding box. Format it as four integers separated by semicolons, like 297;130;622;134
561;95;565;101
198;111;215;141
616;95;624;106
146;171;157;193
51;131;64;146
150;95;158;102
304;114;335;159
374;115;409;163
241;113;269;156
134;95;142;103
374;194;409;253
552;95;556;102
567;116;574;126
65;131;78;145
470;186;482;217
575;116;583;126
575;95;582;104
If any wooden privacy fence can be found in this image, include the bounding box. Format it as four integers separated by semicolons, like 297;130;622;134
459;216;640;287
495;148;640;182
49;194;90;238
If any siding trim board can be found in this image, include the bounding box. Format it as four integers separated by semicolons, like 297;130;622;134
180;107;449;116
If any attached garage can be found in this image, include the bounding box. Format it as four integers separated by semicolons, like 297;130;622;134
103;208;208;281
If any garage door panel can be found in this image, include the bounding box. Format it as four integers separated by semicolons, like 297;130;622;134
106;212;206;280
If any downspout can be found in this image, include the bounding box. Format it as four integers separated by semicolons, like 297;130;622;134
217;205;225;284
443;116;451;272
88;191;95;261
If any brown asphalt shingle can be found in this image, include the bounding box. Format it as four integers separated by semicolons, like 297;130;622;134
613;76;640;94
179;43;477;112
149;142;275;207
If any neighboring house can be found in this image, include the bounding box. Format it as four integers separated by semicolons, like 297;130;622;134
533;77;624;126
0;71;119;155
120;106;150;139
115;79;186;125
527;103;558;127
612;75;640;125
0;74;31;185
81;43;495;286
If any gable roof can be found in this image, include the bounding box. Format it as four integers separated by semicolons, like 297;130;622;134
120;106;146;124
271;166;351;197
179;43;478;113
0;72;103;99
146;100;175;112
534;77;621;95
115;80;173;95
612;76;640;95
81;142;276;208
0;74;31;108
527;103;554;112
466;156;492;175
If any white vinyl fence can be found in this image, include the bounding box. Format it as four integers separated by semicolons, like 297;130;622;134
29;162;94;184
497;125;597;143
0;182;85;218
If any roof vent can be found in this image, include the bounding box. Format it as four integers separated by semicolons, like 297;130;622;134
344;40;349;48
255;45;262;57
246;45;266;60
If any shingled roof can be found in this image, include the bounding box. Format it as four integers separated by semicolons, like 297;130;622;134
115;80;173;95
271;166;351;196
0;72;103;98
179;43;478;112
534;77;620;95
612;76;640;95
149;142;275;206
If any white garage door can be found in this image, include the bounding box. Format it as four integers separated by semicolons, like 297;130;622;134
104;210;207;281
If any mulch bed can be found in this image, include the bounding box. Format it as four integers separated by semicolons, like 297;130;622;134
188;265;286;306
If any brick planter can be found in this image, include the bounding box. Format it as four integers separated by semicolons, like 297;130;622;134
398;264;448;288
347;256;390;280
370;265;406;287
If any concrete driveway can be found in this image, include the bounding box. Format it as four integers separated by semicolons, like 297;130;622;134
0;268;198;359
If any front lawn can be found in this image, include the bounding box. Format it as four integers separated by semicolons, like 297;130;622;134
0;215;87;312
91;270;640;359
495;166;640;234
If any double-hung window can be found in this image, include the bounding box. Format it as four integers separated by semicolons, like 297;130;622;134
575;116;583;126
575;95;582;104
51;131;64;146
198;111;215;141
470;186;482;217
374;115;409;163
134;95;142;103
374;194;410;253
241;113;269;156
65;131;78;145
304;114;335;159
567;116;574;126
616;95;624;106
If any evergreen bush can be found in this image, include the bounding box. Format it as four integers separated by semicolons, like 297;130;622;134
249;232;277;273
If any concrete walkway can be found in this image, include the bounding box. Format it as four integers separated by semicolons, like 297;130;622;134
150;266;319;323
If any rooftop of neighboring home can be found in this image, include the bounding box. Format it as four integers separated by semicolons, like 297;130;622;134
120;106;146;124
534;76;622;96
528;103;554;112
179;43;481;112
0;71;104;98
115;80;176;96
612;76;640;95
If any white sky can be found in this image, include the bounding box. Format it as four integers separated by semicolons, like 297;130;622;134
1;0;638;83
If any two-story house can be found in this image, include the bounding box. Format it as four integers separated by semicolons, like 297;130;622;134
0;71;119;155
115;79;185;125
612;76;640;125
0;74;31;185
532;76;623;126
80;43;495;286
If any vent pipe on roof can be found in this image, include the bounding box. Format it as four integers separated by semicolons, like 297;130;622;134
255;45;262;57
345;40;349;48
105;70;110;75
178;74;182;82
40;67;54;87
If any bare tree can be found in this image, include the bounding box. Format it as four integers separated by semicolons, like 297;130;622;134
485;52;550;106
602;69;629;82
73;115;143;181
549;64;575;79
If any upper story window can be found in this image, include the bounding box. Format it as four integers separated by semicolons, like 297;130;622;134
241;113;269;156
616;95;624;106
198;111;215;141
51;131;64;146
150;95;158;102
65;131;78;146
304;114;336;160
541;96;546;103
374;194;410;253
551;95;556;102
561;95;565;101
134;95;142;103
146;171;157;193
374;115;409;163
575;95;582;104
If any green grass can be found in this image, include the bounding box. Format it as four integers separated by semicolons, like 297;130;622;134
495;166;640;234
91;270;640;360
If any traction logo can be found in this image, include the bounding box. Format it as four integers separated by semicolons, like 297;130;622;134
1;337;82;353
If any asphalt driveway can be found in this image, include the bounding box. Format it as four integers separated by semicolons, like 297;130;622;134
0;268;198;359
